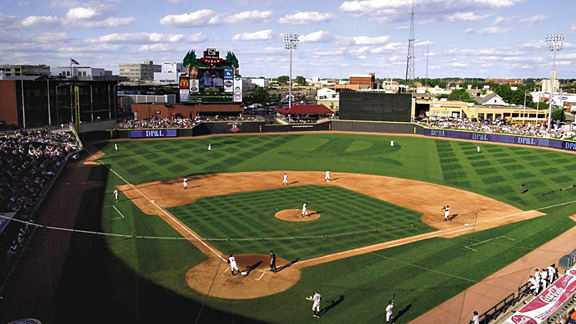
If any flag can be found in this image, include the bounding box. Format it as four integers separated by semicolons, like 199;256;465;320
70;58;80;65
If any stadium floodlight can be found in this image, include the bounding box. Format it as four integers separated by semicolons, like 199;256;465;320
545;33;564;130
283;34;299;109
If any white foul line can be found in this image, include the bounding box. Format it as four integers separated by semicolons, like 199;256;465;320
255;270;266;281
111;205;125;220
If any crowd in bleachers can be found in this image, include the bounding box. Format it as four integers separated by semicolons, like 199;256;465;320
114;115;265;129
419;118;576;140
0;130;79;215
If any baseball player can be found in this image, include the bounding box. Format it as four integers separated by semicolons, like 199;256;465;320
270;250;277;272
311;290;321;318
528;275;539;295
385;299;394;323
472;311;480;324
208;143;212;151
183;178;188;189
540;268;548;290
228;254;239;276
325;170;330;182
282;173;288;186
547;264;557;284
114;143;118;151
301;202;308;218
476;145;480;153
390;140;394;147
114;189;119;202
443;205;450;221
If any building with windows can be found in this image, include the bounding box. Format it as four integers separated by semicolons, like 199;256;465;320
0;65;50;77
154;63;185;85
0;76;117;128
119;60;161;82
51;66;111;80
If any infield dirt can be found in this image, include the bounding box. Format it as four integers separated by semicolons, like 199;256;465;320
117;171;544;299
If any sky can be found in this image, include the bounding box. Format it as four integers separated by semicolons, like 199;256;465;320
0;0;575;80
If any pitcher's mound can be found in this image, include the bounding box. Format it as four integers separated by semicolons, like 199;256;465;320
275;209;320;222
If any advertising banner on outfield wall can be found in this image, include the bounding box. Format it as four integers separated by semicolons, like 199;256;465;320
504;268;576;324
130;130;178;138
423;129;576;152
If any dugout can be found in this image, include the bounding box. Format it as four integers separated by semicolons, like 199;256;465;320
339;91;413;122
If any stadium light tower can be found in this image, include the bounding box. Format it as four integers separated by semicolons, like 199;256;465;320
283;33;299;109
545;33;564;130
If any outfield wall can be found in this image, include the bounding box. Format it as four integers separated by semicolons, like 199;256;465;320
332;120;424;134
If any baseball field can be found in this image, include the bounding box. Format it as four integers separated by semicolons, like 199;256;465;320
74;132;576;323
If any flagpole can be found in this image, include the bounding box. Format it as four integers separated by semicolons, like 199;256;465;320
70;58;72;79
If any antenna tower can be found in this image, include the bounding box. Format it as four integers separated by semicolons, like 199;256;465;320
404;0;415;89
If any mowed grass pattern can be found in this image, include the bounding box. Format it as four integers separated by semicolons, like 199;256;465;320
168;185;431;260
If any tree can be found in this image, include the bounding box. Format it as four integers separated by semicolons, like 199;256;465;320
277;75;289;85
447;89;476;103
552;108;566;122
252;86;270;105
295;76;307;86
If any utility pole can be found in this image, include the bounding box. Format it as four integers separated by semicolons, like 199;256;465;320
404;0;415;92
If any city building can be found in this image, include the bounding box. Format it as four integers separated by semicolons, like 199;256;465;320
485;78;524;85
119;60;161;82
51;66;111;80
349;73;376;89
0;64;50;77
0;76;117;128
154;63;185;85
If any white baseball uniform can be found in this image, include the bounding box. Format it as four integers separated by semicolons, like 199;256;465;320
312;292;321;313
208;144;211;151
325;171;330;182
301;203;308;217
386;303;394;322
528;276;539;294
228;255;239;274
444;206;450;220
114;189;119;201
391;140;394;147
114;143;118;151
476;146;480;153
183;178;188;189
283;174;288;185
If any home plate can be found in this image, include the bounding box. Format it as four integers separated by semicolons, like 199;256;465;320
241;271;248;276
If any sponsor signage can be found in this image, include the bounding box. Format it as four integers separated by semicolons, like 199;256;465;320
505;269;576;324
423;129;576;152
179;76;189;90
130;130;178;138
179;89;190;102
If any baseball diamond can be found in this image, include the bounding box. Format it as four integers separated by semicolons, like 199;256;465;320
3;131;576;324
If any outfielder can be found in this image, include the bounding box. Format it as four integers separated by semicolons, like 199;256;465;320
114;143;118;151
183;178;188;189
228;254;240;276
325;170;330;182
391;140;394;147
208;143;212;151
476;145;480;153
282;173;288;185
301;202;308;218
114;189;119;202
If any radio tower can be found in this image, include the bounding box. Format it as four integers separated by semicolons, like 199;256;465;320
404;0;415;91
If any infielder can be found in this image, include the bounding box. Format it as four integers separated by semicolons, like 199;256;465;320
270;250;277;272
311;290;321;318
386;299;394;323
114;189;119;202
443;205;450;221
301;202;308;218
325;170;331;182
228;254;240;276
183;178;188;189
282;173;288;186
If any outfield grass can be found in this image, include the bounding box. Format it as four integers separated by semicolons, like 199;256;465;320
93;133;576;323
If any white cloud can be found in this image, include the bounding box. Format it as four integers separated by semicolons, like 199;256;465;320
519;14;546;24
442;12;490;22
77;17;136;28
229;10;272;23
36;32;69;43
0;12;19;30
50;0;79;7
21;16;60;27
232;29;273;41
350;35;390;45
138;44;171;52
572;24;576;32
61;3;135;28
66;4;113;20
278;11;334;25
159;9;220;27
465;26;511;35
493;16;505;25
88;32;207;44
300;31;334;43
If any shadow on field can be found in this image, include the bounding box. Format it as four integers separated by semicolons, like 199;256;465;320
308;210;323;216
319;295;345;317
244;261;262;275
392;299;417;323
276;258;299;272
